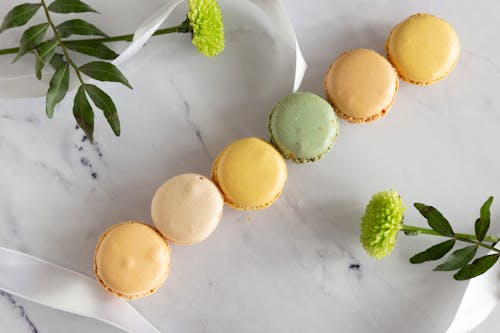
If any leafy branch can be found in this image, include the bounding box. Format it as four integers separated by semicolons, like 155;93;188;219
0;0;131;142
404;197;499;280
0;0;225;142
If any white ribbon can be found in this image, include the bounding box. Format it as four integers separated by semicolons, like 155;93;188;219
0;0;306;332
249;0;306;92
0;246;161;333
113;0;184;67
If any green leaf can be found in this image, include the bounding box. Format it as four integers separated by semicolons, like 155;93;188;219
66;42;118;60
48;0;98;14
475;196;494;242
50;53;65;70
434;245;478;271
36;39;59;60
73;85;95;143
414;203;455;237
83;84;120;136
0;3;41;33
46;63;69;118
13;23;49;63
35;56;44;80
34;39;59;79
56;19;107;38
454;254;500;280
79;61;132;88
409;239;456;264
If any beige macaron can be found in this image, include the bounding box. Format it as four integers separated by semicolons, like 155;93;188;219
151;173;224;245
94;221;171;299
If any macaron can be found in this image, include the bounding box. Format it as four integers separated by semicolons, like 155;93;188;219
94;221;171;299
268;92;339;163
386;13;460;85
212;137;287;210
324;48;399;123
151;173;224;245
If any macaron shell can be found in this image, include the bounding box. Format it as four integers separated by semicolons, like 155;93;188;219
386;13;460;85
94;221;170;299
269;92;339;163
324;49;398;122
212;137;287;210
151;174;224;245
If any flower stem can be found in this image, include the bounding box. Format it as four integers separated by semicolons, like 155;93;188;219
401;224;500;253
65;26;185;45
0;18;192;56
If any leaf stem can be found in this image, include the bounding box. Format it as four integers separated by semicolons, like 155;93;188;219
401;224;500;253
0;18;192;55
40;0;84;84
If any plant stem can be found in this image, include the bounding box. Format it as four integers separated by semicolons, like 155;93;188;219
401;225;500;242
0;18;192;56
67;23;191;45
401;224;500;253
40;0;84;84
0;47;19;55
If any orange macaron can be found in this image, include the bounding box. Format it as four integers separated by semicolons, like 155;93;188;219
324;48;399;123
94;221;171;299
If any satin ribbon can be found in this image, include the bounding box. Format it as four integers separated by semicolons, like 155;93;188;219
249;0;306;92
0;0;306;332
0;246;161;333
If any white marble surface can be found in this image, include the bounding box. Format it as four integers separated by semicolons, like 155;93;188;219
1;0;500;332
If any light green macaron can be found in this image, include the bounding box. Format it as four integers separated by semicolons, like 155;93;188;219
268;92;339;163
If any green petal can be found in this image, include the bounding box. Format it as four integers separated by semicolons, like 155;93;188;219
360;190;406;259
187;0;225;57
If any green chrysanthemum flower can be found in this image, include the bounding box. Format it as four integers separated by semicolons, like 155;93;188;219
361;190;406;259
187;0;225;57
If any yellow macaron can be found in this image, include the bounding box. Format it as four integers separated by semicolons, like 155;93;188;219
324;48;399;123
94;221;171;299
386;13;460;85
212;137;287;210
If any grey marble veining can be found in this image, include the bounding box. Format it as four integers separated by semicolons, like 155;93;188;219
0;291;38;333
1;0;500;332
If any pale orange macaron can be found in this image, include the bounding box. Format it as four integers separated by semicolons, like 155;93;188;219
94;221;171;299
324;48;399;123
